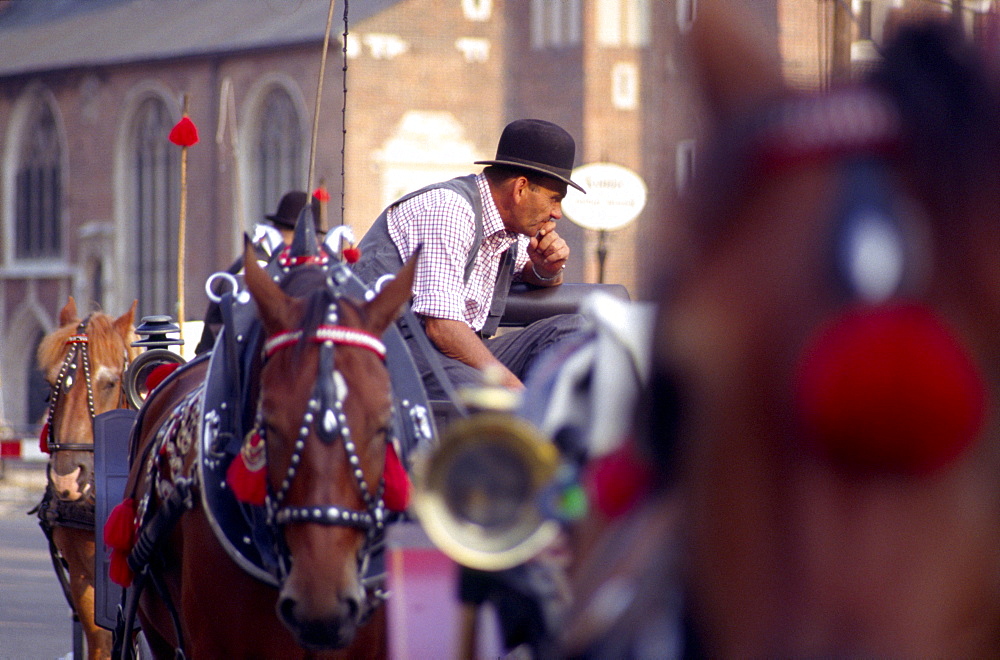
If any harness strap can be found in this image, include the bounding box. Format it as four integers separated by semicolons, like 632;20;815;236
118;479;194;659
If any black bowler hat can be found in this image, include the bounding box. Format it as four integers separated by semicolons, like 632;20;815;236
266;191;322;230
475;119;586;193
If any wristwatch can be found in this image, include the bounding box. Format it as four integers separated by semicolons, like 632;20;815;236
531;262;565;282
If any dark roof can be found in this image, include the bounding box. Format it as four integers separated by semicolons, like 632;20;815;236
0;0;397;77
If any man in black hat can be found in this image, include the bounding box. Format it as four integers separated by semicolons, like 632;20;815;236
353;118;588;397
194;190;321;354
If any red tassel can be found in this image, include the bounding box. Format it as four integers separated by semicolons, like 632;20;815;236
145;362;181;393
226;433;267;505
382;443;410;512
796;303;986;475
104;498;138;551
39;422;49;454
109;549;133;587
584;439;653;519
343;245;361;264
168;115;199;147
312;187;330;202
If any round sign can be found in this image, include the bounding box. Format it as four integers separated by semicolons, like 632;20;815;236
562;162;647;231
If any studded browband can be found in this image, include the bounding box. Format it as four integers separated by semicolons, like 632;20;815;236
263;325;386;360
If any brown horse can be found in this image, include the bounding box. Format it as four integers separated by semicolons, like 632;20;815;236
35;297;139;660
116;240;416;658
565;3;1000;657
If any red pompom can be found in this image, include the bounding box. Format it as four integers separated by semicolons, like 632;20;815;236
226;434;267;505
795;303;987;476
584;439;653;519
104;498;138;551
145;362;181;393
109;549;133;587
312;187;330;203
39;422;49;454
382;443;410;512
342;246;361;264
168;116;199;147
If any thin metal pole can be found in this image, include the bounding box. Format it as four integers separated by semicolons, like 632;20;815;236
177;94;190;326
308;0;338;195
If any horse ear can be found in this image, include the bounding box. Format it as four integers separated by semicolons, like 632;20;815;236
114;300;137;335
59;297;78;327
243;234;296;334
364;246;419;336
686;0;785;122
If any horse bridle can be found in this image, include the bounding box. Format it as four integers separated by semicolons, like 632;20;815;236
44;316;131;453
259;305;389;549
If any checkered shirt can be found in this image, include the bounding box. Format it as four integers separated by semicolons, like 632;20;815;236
386;173;529;333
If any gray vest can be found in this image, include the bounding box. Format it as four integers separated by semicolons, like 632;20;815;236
354;175;516;338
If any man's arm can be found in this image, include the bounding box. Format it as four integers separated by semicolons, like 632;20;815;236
422;316;524;390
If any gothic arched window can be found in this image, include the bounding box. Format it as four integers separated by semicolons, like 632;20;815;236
15;100;62;260
131;97;179;319
255;87;303;224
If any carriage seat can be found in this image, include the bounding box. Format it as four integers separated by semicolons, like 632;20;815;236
429;282;632;429
499;282;631;327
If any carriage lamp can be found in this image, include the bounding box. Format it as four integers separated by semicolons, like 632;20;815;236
132;315;184;350
123;316;187;408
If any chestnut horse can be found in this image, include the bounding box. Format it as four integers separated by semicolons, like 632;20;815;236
35;297;139;660
114;240;415;658
565;4;1000;657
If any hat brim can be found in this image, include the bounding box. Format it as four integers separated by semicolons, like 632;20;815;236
265;214;296;229
475;159;586;193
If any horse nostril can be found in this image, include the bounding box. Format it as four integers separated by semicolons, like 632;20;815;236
278;596;297;626
344;597;359;621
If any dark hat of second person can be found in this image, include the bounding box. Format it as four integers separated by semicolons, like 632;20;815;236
266;191;323;231
475;119;586;193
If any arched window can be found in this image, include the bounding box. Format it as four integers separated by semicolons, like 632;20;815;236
15;100;62;260
131;97;178;319
255;87;303;224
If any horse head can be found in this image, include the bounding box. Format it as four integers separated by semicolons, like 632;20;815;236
242;238;416;649
643;3;1000;655
38;297;138;503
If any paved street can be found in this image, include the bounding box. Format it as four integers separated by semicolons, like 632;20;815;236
0;461;74;660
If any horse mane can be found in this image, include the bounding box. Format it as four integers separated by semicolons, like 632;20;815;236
37;312;139;378
868;20;1000;218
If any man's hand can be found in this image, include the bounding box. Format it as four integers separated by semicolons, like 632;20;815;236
526;220;568;285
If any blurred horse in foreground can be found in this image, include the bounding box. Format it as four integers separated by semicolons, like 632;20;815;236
565;4;1000;656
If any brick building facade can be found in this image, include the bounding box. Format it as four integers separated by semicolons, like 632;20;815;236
0;0;686;433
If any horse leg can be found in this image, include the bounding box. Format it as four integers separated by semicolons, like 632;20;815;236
52;526;112;660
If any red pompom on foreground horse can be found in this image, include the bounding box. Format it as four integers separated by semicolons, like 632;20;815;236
108;227;417;658
565;3;1000;657
34;298;139;660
